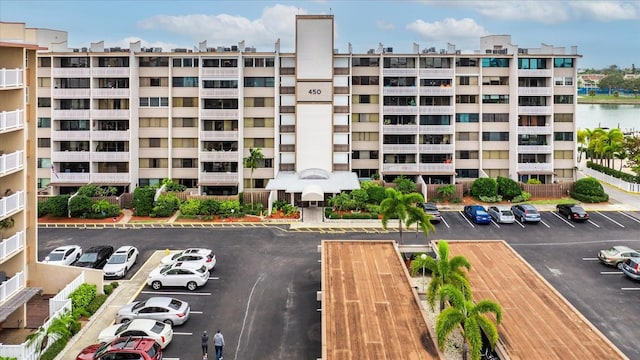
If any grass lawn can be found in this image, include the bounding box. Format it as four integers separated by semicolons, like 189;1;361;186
578;94;640;104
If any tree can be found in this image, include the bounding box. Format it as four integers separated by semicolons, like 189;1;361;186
623;134;640;176
591;128;624;168
577;128;592;162
405;207;436;239
436;284;502;360
243;148;264;209
436;184;457;202
26;310;76;357
350;189;368;211
393;175;417;194
379;188;427;246
411;240;472;311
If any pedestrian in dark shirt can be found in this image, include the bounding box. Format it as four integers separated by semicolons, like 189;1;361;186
201;330;209;359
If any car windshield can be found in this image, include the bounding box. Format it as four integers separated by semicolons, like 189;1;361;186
501;210;513;216
476;209;488;215
47;252;65;261
159;265;173;274
115;322;131;334
78;253;97;262
571;207;585;213
151;322;165;334
147;342;161;358
108;254;127;264
168;299;182;310
608;247;622;255
131;300;147;311
94;341;112;357
196;266;206;274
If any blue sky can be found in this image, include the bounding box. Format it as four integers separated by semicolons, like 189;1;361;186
1;0;638;69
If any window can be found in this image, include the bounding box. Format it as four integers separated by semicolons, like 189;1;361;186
37;178;51;188
353;113;379;122
172;118;196;127
38;77;51;87
518;58;548;69
352;57;379;67
419;57;452;69
244;97;274;107
38;138;51;148
38;97;51;107
141;138;164;148
60;57;89;68
554;150;573;159
482;113;509;122
352;132;379;141
455;95;477;104
554;113;573;122
59;120;90;131
172;58;199;67
139;118;168;127
483;76;509;85
455;113;479;123
203;79;238;89
139;57;169;67
456;58;478;67
97;57;129;67
140;158;168;168
456;151;478;159
172;77;199;87
420;115;450;125
456;169;479;178
244;77;275;87
518;96;547;106
353;95;380;104
140;97;169;107
37;117;51;128
554;132;573;141
482;132;509;141
173;138;197;148
456;132;479;141
140;77;168;87
172;158;197;168
172;97;198;107
554;95;573;104
244;138;274;148
383;57;416;69
420;78;451;87
456;76;478;85
483;150;509;159
555;169;573;178
37;158;52;168
482;95;509;104
482;58;509;67
203;99;239;109
244;57;275;67
419;96;449;106
384;77;417;87
38;57;51;67
244;118;274;127
554;58;574;68
97;78;129;89
352;76;379;85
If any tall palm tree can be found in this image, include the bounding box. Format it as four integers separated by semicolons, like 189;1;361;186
243;147;263;210
379;188;428;245
406;206;436;238
436;284;502;360
592;128;624;168
411;240;472;311
577;128;591;162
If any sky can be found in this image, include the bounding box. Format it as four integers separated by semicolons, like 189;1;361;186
1;0;638;70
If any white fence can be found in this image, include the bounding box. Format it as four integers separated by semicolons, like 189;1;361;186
49;273;84;318
582;167;640;193
0;231;24;263
0;271;24;304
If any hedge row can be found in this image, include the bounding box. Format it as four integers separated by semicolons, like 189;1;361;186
587;161;640;184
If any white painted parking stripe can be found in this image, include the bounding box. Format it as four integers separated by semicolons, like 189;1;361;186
595;212;625;228
582;257;598;261
587;219;600;228
491;220;500;229
514;220;525;229
164;357;180;360
621;287;640;291
208;277;219;280
600;271;623;275
540;220;551;228
459;212;475;228
441;216;450;229
190;311;204;314
141;291;211;296
550;212;575;228
172;332;193;336
619;211;640;224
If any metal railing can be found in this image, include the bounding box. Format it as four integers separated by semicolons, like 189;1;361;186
0;231;24;263
0;150;24;175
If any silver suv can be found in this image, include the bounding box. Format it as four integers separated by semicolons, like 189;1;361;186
510;204;541;223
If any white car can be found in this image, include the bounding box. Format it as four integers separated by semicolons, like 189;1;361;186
148;261;210;291
97;318;173;349
103;245;139;278
43;245;82;265
487;206;515;224
160;248;216;271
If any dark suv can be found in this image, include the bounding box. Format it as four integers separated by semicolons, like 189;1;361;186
422;202;442;223
556;204;589;222
74;245;114;269
76;336;162;360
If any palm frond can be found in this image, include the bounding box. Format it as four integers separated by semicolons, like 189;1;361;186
476;315;500;350
473;300;503;324
463;316;484;360
435;308;465;349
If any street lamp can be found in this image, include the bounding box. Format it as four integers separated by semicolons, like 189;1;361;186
421;253;427;293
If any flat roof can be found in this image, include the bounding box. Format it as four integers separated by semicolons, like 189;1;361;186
447;241;628;359
321;240;439;360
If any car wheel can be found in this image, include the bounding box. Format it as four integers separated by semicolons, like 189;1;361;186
120;318;131;324
151;281;162;290
520;216;525;223
187;281;198;291
567;214;571;221
617;262;623;270
163;319;173;326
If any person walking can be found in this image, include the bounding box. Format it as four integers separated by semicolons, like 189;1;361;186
213;329;225;360
201;330;209;359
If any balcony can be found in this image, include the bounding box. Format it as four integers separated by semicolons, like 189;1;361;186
201;68;239;77
419;68;454;78
51;88;91;98
383;106;418;115
419;144;454;152
199;130;239;141
517;69;552;78
52;109;91;119
199;172;239;184
419;163;455;173
382;125;418;134
200;109;239;119
517;162;554;173
51;130;90;141
518;106;552;115
419;106;455;115
0;231;24;263
91;88;131;98
92;67;130;77
0;150;24;176
92;130;130;141
91;173;130;184
199;150;239;162
382;68;417;76
0;271;24;305
517;125;552;135
419;87;454;96
93;152;130;162
382;87;418;96
517;145;552;153
52;151;90;162
382;144;417;153
0;191;24;219
0;68;23;88
0;110;24;133
50;172;90;184
92;109;130;119
419;125;455;134
52;67;91;77
200;88;239;98
382;163;418;173
517;87;552;96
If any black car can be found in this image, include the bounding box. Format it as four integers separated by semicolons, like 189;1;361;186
556;204;589;222
422;202;442;223
75;245;115;269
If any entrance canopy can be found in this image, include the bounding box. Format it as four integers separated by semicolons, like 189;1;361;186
265;169;360;196
302;185;324;201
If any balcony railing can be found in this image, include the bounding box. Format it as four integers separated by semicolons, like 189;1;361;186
419;87;455;96
517;87;552;96
419;105;455;115
92;109;130;119
0;231;24;263
517;69;552;78
201;68;239;77
200;109;239;119
382;144;417;153
0;191;24;218
518;106;552;115
0;271;24;305
199;172;239;184
51;130;90;141
0;150;24;176
50;172;90;184
419;144;454;152
51;88;91;98
52;109;91;119
51;67;91;77
517;162;554;173
0;68;23;88
517;125;552;135
419;68;454;78
93;152;130;162
199;150;239;162
517;145;552;153
91;173;130;183
419;125;455;134
92;67;130;77
382;68;418;76
382;124;418;134
91;88;131;98
199;130;239;141
382;87;418;96
383;106;418;115
382;163;418;173
92;130;131;141
419;163;455;173
52;151;91;162
200;88;239;98
0;110;24;133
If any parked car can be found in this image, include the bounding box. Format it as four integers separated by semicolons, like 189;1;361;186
621;257;640;281
148;261;210;291
74;245;114;269
510;204;541;223
43;245;82;266
97;319;173;349
598;246;640;269
422;202;442;223
487;206;515;224
463;205;491;224
556;204;589;222
160;248;216;271
76;336;162;360
116;297;191;326
103;245;139;279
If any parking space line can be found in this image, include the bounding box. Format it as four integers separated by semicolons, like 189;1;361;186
539;220;551;228
172;332;192;336
491;220;500;229
163;358;180;360
140;291;211;296
621;287;640;291
459;212;475;228
190;311;204;314
619;211;640;224
550;212;575;228
587;220;600;228
600;271;623;275
514;220;525;229
440;216;450;229
595;212;625;228
208;277;219;280
582;257;598;261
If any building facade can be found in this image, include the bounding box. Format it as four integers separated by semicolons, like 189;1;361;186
32;15;579;199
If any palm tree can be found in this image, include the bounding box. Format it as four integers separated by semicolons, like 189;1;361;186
591;128;624;168
577;128;591;162
411;240;471;311
436;284;502;360
243;147;263;210
26;310;76;356
406;207;436;238
379;188;428;245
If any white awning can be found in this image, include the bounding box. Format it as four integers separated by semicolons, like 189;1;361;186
302;185;324;201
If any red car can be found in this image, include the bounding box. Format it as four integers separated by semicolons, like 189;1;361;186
76;336;162;360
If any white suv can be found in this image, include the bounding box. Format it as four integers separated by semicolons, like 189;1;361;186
147;261;210;291
103;245;139;278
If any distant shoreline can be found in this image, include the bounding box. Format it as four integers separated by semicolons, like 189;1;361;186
577;97;640;105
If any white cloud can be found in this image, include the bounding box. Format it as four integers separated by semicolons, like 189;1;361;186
406;18;489;48
136;4;304;51
376;20;395;31
417;0;568;24
568;1;639;21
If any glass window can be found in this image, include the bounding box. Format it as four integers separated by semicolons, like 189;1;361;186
37;117;51;128
482;132;509;141
554;95;573;104
482;58;509;67
554;58;574;68
554;132;573;141
455;113;479;123
38;97;51;107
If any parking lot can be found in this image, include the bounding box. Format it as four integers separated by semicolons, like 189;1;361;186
38;210;640;359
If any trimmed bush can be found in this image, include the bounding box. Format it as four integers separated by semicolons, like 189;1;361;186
38;199;50;217
151;193;180;217
110;281;119;288
393;175;417;194
47;195;70;218
471;178;498;198
587;161;640;183
179;199;201;216
87;294;108;315
132;186;155;216
496;176;522;200
571;177;609;203
69;283;97;310
103;284;114;295
478;195;502;203
527;178;542;185
199;198;220;215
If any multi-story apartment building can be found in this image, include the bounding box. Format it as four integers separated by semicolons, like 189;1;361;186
32;15;579;203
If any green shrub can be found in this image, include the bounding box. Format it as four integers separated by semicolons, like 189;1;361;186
471;178;498;198
364;204;380;214
219;200;241;218
179;199;201;216
69;283;97;310
478;195;502;203
103;284;114;295
38;199;50;217
393;175;417;194
110;281;119;288
527;178;542;185
39;336;70;360
362;182;387;204
450;197;462;204
72;307;90;320
436;184;457;200
68;317;81;335
162;178;187;192
199;198;220;215
76;184;101;197
0;357;18;360
350;189;369;210
496;176;522;200
151;193;180;217
132;186;155;216
87;294;108;315
47;195;70;217
324;207;333;217
571;177;609;203
243;202;263;216
587;161;640;183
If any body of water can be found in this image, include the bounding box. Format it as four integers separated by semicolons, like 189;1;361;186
576;104;640;133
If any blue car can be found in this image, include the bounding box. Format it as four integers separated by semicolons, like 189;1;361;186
464;205;491;224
